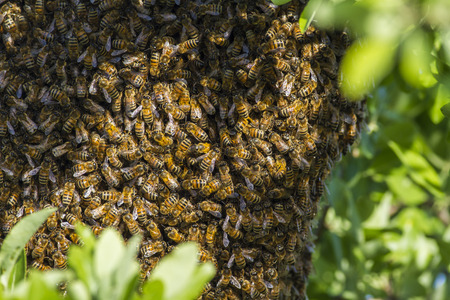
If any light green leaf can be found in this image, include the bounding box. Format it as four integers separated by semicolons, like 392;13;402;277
340;37;396;100
363;192;392;229
0;208;56;290
270;0;291;5
400;29;437;88
441;102;450;118
148;242;215;300
68;246;95;296
431;84;450;123
7;249;26;292
94;229;125;300
299;0;322;33
114;235;141;300
68;280;91;300
142;280;164;300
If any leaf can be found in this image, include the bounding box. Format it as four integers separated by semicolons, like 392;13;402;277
94;229;125;300
299;0;322;33
363;192;392;229
142;280;164;300
340;37;396;100
0;208;56;290
114;234;141;300
68;280;92;300
431;84;450;123
441;102;450;118
7;249;26;292
148;242;215;300
270;0;292;5
400;29;437;89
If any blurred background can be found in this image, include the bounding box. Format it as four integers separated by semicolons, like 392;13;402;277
294;0;450;299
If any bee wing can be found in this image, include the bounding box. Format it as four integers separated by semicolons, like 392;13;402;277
0;164;14;176
105;35;112;52
6;121;15;135
227;254;235;268
83;185;95;198
92;52;97;68
29;166;42;176
112;49;128;56
231;276;241;289
61;222;75;229
223;232;229;247
77;48;88;63
16;206;24;218
102;87;112;103
273;211;286;224
208;210;222;218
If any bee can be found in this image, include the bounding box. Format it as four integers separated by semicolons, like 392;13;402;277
236;183;263;204
199;200;222;218
182;179;207;190
164;103;185;120
54;233;71;254
123;213;141;235
85;202;110;220
165;227;185;244
145;218;162;240
141;240;165;258
71;160;98;178
104;121;125;144
197;94;216;115
217;267;241;289
52;250;67;270
49;86;70;107
61;181;75;209
159;170;180;191
76;173;101;190
121;164;145;181
181;210;202;224
6;185;20;207
200;179;222;197
177;38;200;54
186;122;208;142
200;77;221;91
250;270;267;298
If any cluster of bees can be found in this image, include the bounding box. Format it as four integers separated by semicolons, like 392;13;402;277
0;0;364;299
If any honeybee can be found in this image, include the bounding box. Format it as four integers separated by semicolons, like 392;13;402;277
76;173;101;190
165;227;185;244
123;213;141;235
186;122;208;142
199;200;222;218
153;132;173;147
141;240;165;258
200;77;221;91
180;209;201;224
121;164;145;181
200;179;222;197
159;170;180;191
72;161;97;178
52;250;67;270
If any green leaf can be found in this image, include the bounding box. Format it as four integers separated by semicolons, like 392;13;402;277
441;102;450;118
363;192;392;229
26;271;63;300
7;249;26;292
340;37;396;100
114;235;141;300
299;0;322;33
68;245;96;296
68;280;91;300
0;208;56;290
94;229;125;300
142;280;164;300
270;0;291;5
431;84;450;123
148;243;215;300
400;29;437;89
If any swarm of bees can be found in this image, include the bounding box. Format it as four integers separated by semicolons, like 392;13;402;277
0;0;364;299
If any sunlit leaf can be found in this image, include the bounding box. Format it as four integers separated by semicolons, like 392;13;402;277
340;37;396;100
270;0;291;5
400;29;437;89
148;242;215;300
0;208;56;290
431;84;450;123
7;249;26;292
441;102;450;118
363;192;392;229
299;0;322;32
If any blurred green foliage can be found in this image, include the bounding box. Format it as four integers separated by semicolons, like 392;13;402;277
0;212;215;300
279;0;450;298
